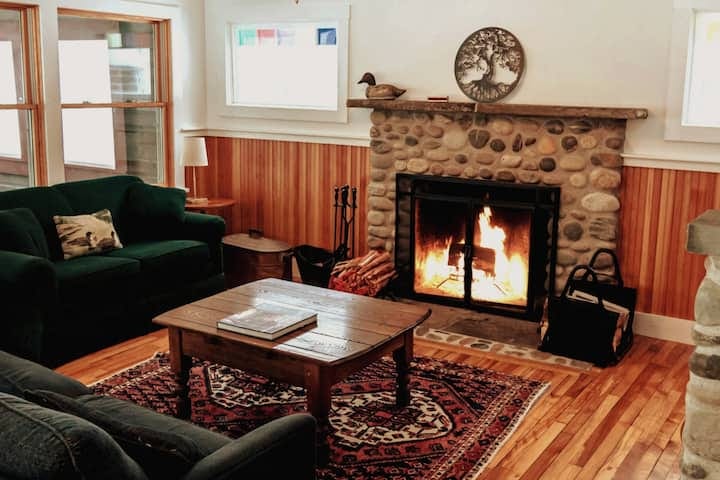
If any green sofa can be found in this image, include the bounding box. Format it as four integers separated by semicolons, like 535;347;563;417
0;175;226;367
0;350;317;479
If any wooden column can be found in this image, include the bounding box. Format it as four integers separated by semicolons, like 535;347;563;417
683;211;720;479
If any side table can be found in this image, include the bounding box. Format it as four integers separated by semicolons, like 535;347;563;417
185;198;236;231
222;233;293;288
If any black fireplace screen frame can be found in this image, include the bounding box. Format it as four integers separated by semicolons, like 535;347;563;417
394;173;561;321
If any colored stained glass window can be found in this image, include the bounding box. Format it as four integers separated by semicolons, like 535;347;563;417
278;28;295;46
257;29;276;46
317;28;336;45
238;29;256;46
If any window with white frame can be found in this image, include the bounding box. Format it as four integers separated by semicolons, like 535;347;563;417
666;0;720;143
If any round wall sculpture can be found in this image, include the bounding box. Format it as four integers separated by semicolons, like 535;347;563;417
454;27;525;103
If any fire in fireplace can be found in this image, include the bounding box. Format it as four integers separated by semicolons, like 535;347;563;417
395;174;560;320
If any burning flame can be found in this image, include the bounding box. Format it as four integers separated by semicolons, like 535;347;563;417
414;206;528;305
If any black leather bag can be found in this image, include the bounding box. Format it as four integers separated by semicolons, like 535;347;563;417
540;253;636;367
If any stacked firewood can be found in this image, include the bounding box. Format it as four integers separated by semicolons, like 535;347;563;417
329;250;396;296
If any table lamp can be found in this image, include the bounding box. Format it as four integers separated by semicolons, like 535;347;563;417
182;137;208;204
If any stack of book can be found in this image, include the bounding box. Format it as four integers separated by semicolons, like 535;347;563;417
217;303;317;340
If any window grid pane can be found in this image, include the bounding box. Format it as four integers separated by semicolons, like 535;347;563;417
63;107;164;184
58;15;156;103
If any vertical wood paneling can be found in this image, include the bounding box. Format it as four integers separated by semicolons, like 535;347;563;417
192;137;717;321
619;166;720;320
188;137;370;256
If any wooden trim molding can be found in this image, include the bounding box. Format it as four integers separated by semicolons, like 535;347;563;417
27;5;46;185
347;99;649;119
57;7;164;23
61;102;166;109
160;18;174;186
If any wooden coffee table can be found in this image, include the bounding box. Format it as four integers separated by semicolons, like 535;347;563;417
153;278;431;464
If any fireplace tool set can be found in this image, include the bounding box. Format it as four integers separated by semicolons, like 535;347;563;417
293;185;356;287
332;185;357;261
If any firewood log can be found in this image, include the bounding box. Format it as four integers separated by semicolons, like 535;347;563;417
328;249;396;297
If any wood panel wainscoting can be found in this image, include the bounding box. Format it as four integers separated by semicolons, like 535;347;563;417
188;137;369;255
190;136;718;321
619;166;720;320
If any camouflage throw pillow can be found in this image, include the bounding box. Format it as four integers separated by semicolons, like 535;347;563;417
53;209;123;260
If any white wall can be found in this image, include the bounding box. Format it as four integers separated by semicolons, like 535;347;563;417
12;0;206;186
203;0;720;171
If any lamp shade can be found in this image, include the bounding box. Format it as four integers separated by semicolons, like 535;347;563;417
182;137;208;167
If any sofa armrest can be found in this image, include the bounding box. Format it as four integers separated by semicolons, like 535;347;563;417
0;251;57;362
180;212;225;274
0;250;55;291
181;414;316;480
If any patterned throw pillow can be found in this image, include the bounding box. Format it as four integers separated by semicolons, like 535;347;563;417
54;209;123;260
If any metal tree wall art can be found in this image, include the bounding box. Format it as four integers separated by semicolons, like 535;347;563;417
454;27;525;103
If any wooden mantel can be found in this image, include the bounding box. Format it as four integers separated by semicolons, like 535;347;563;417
346;99;648;120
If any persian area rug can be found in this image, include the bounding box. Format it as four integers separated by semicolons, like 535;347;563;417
93;353;548;480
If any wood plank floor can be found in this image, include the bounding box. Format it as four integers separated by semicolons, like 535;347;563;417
56;330;692;480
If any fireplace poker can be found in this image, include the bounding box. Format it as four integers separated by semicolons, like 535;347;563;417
350;187;357;258
333;186;340;254
334;185;350;261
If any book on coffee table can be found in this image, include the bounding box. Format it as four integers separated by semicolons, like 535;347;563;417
216;303;317;340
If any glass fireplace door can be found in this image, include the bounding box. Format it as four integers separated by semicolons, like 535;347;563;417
469;204;532;307
412;196;469;300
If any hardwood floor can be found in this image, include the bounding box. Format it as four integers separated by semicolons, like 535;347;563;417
56;330;692;479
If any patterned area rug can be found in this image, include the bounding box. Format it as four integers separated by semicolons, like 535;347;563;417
93;353;548;480
415;327;594;371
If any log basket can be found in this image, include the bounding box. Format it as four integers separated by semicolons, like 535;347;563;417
293;244;336;287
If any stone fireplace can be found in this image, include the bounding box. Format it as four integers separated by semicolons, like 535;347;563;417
349;99;648;298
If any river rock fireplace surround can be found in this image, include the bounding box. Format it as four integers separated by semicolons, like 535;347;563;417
348;99;648;319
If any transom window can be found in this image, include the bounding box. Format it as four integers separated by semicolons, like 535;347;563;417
228;22;339;111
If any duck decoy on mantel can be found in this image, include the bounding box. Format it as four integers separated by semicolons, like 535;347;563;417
358;72;406;100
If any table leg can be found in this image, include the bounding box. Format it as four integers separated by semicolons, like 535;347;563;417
305;364;332;466
168;328;192;419
393;331;414;408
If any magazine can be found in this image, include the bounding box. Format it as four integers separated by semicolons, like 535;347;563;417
217;303;317;340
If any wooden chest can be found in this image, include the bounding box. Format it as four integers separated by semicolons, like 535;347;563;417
222;233;292;288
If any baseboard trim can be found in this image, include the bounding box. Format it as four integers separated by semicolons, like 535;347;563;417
633;311;693;344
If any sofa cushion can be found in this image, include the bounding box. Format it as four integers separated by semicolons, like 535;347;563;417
75;394;231;454
0;350;91;398
124;183;187;242
28;390;211;480
0;392;148;480
106;240;211;288
54;209;124;260
0;186;74;260
0;208;50;258
52;175;142;240
53;255;140;304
